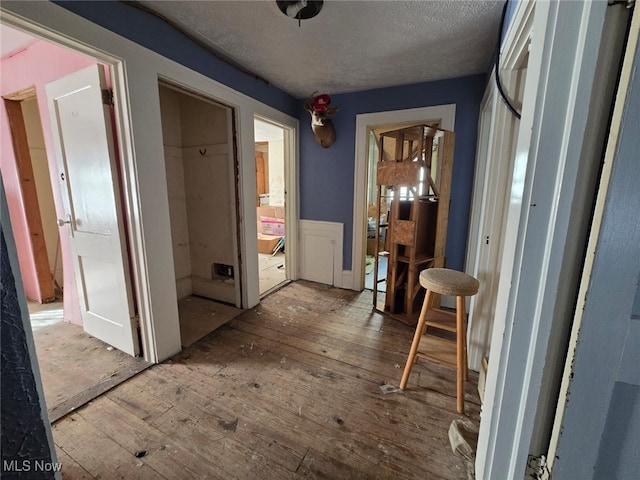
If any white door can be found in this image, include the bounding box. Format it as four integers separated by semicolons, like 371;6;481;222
46;64;139;356
467;75;521;371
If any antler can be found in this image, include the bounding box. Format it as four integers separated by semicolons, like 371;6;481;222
303;91;318;112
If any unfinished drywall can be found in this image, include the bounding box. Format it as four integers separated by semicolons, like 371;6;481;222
160;85;235;304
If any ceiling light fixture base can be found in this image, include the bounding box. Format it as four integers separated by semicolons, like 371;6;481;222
277;1;324;25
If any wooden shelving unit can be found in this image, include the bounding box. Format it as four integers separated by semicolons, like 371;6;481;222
372;124;455;325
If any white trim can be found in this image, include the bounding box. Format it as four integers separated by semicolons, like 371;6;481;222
465;76;496;371
252;114;299;301
464;80;494;282
341;270;353;290
283;125;299;282
0;2;298;361
477;0;612;477
502;0;536;65
299;220;343;287
466;6;532;373
476;0;548;475
351;104;456;291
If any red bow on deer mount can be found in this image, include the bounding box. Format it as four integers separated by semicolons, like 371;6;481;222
304;92;339;148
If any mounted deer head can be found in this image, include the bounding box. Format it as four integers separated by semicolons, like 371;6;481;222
304;92;339;148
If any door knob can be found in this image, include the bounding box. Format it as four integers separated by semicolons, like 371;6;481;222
57;218;71;227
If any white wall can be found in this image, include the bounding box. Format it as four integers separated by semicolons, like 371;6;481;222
160;86;235;304
267;139;285;206
1;1;299;362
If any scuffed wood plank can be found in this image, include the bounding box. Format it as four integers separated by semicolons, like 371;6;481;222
48;358;151;423
51;281;480;479
52;412;166;480
152;407;300;479
76;396;228;480
293;447;370;479
55;446;94;480
143;367;308;472
105;376;173;423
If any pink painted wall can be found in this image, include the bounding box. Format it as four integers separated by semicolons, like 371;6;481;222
1;40;105;326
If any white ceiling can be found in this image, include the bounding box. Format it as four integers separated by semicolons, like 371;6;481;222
255;118;285;142
1;1;504;98
141;0;505;98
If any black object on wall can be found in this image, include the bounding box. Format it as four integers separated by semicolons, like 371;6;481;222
1;228;55;479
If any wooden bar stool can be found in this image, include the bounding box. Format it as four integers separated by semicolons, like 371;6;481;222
399;268;479;413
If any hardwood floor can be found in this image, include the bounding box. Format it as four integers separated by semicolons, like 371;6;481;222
30;302;150;423
178;295;244;347
53;281;480;479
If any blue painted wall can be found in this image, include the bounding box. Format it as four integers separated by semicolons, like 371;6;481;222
56;1;298;117
299;76;485;271
502;0;519;39
57;1;484;274
554;34;640;480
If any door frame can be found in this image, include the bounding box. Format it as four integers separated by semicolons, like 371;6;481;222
3;87;56;303
547;4;640;475
476;0;616;477
351;104;456;292
253;113;299;291
1;1;299;362
0;13;146;355
465;62;526;372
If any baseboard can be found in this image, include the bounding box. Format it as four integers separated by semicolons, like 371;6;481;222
341;270;353;290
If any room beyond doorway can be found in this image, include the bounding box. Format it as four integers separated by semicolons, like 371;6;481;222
158;81;242;346
254;118;288;296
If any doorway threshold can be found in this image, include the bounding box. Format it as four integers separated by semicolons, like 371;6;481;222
260;279;292;299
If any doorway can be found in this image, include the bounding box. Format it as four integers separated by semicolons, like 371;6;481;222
352;105;456;293
364;128;385;298
465;59;527;376
363;121;443;304
3;92;61;303
158;82;244;347
254;117;288;296
1;26;149;421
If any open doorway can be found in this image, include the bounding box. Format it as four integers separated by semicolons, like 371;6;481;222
158;82;244;347
352;105;456;293
4;94;61;304
465;48;528;380
254;117;288;296
1;25;149;422
363;122;442;300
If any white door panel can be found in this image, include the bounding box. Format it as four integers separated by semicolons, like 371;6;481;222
46;64;139;356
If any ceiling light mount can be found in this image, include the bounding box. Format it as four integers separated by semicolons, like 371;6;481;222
277;1;323;26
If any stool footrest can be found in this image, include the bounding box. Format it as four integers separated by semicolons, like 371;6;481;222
416;335;457;368
425;308;458;333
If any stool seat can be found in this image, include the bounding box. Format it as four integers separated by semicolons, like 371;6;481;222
400;268;479;413
419;268;479;297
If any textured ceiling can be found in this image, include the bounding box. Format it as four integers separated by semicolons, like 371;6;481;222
142;0;505;98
